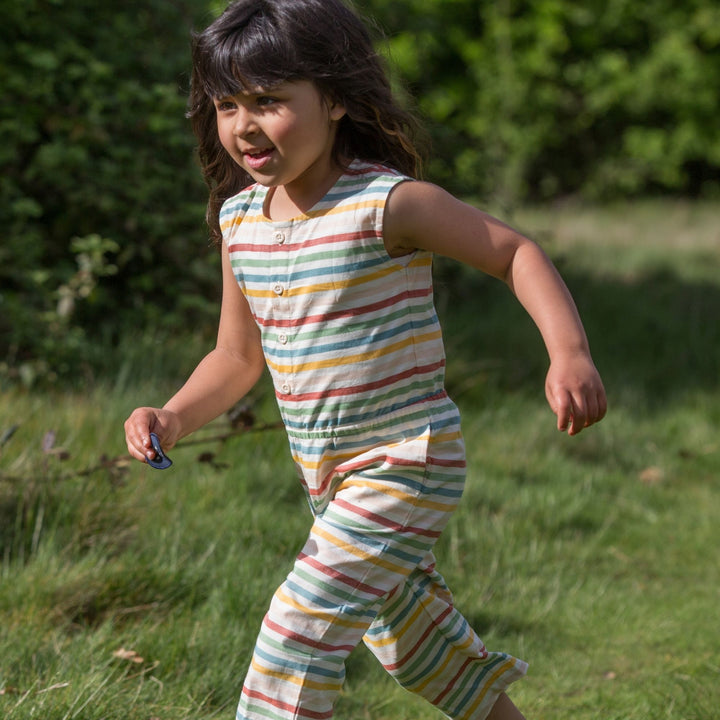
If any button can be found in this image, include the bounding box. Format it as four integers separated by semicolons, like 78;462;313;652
273;284;284;295
278;333;288;345
274;231;285;244
280;383;291;394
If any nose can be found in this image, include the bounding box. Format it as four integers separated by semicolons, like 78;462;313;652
233;106;257;138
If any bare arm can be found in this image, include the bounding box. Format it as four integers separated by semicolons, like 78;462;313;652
124;244;266;462
384;181;606;435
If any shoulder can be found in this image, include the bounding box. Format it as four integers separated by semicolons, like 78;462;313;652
220;183;264;216
384;180;462;255
219;184;265;241
343;160;408;194
385;181;531;276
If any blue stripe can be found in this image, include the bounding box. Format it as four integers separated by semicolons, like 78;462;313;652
283;579;375;620
252;644;345;679
262;317;439;360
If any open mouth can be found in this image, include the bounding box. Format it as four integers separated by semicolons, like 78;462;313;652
244;148;274;170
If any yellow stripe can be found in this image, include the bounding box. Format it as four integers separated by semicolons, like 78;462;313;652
266;329;442;374
241;257;431;300
249;658;343;691
429;430;463;445
220;198;385;232
363;579;463;649
273;587;369;630
362;603;425;648
291;429;461;471
291;434;426;472
405;633;479;694
338;478;458;512
311;524;409;575
464;658;524;718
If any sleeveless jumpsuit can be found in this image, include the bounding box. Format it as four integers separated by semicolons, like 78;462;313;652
220;161;527;720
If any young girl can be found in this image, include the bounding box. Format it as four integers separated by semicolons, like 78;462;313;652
125;1;607;718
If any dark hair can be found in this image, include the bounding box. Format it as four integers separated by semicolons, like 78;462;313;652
188;0;423;244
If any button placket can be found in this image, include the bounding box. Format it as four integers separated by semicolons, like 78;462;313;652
271;223;293;396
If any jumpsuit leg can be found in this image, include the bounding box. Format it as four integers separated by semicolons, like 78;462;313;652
363;553;526;719
236;417;526;720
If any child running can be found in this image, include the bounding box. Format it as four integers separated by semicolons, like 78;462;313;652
124;1;607;718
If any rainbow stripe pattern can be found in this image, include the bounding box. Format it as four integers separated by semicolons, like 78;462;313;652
221;162;527;719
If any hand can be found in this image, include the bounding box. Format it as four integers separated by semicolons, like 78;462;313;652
124;407;182;464
545;352;607;435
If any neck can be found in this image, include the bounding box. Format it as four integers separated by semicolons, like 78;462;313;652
266;161;347;221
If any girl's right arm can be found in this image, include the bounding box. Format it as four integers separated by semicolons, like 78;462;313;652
124;244;265;464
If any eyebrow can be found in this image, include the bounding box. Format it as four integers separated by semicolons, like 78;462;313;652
213;82;286;100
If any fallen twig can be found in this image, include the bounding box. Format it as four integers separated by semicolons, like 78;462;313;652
0;420;284;485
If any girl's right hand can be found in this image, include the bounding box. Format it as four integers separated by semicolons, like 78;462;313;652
124;407;182;464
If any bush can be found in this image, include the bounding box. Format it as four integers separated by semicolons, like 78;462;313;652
2;0;719;384
364;0;720;203
0;0;217;384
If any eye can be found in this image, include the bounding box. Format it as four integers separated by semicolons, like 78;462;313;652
256;95;278;107
214;98;236;112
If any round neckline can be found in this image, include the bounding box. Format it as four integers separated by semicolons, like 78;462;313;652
259;160;365;225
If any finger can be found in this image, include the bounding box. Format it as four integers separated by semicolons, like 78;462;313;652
567;395;587;435
553;390;573;432
583;387;608;428
597;389;608;422
141;434;157;461
124;415;155;462
583;393;600;428
129;433;154;462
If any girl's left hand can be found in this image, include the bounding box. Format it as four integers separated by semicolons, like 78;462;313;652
545;352;607;435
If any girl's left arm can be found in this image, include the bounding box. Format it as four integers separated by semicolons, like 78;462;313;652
385;181;607;435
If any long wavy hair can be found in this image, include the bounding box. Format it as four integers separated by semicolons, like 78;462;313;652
188;0;424;244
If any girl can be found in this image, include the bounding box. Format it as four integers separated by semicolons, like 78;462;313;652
124;1;607;718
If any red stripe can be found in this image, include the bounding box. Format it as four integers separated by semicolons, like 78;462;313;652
332;497;442;538
278;364;446;403
241;686;334;719
381;606;454;671
263;616;356;654
309;452;428;498
297;552;386;596
228;228;376;255
427;456;467;469
335;454;425;475
431;657;474;706
252;287;432;328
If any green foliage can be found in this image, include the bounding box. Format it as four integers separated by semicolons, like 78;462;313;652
0;0;217;384
362;0;720;204
2;0;720;383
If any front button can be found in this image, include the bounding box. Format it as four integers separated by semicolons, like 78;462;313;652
274;231;285;244
278;333;288;345
273;284;284;295
280;383;291;394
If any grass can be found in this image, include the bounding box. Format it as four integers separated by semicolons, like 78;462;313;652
1;198;719;719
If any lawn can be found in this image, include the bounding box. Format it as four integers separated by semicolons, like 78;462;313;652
1;199;719;719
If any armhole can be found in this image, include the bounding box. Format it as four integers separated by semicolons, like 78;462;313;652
382;178;418;262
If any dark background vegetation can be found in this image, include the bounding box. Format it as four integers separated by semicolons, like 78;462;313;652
1;0;719;386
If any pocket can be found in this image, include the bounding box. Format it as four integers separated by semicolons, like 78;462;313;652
327;423;432;528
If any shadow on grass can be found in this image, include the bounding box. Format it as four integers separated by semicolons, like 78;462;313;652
435;260;720;409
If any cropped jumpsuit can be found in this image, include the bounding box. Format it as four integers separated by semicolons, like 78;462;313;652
221;161;527;720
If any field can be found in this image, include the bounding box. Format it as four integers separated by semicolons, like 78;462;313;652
1;200;719;719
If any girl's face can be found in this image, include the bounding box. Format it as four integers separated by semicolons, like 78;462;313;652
214;80;346;195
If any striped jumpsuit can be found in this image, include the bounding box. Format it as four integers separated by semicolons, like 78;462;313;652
221;161;527;720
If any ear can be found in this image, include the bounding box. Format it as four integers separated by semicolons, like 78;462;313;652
329;102;346;122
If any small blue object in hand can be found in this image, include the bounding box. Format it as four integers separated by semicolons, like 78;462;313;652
147;432;173;470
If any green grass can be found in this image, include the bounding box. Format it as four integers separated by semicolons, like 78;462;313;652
2;199;719;719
